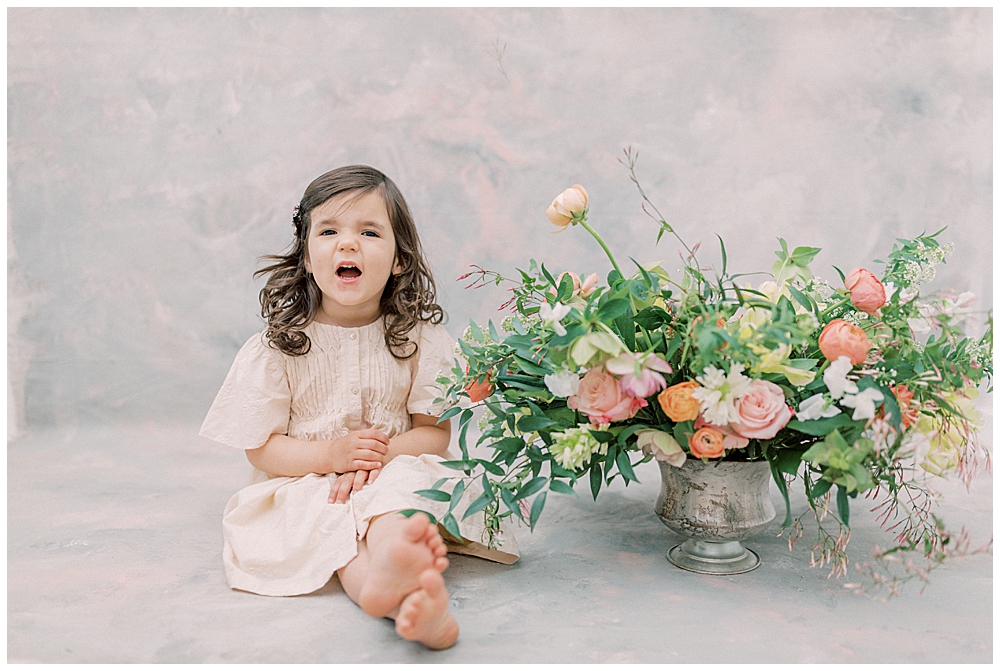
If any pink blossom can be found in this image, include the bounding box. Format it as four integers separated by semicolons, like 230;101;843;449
568;366;647;425
730;379;794;439
605;352;673;398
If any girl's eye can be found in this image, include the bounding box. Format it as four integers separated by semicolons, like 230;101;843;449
362;231;379;238
319;229;336;236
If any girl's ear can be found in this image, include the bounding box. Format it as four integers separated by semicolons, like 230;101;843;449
392;255;404;276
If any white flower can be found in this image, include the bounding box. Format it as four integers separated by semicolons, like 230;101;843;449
538;302;571;336
692;363;752;426
636;430;686;468
544;368;581;398
908;314;933;334
839;387;884;421
823;356;858;400
549;424;607;470
797;394;842;421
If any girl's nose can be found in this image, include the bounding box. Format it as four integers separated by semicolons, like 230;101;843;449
337;235;360;253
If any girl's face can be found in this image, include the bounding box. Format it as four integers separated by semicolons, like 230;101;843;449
305;189;402;327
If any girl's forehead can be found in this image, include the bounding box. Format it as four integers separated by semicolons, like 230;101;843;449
312;189;390;223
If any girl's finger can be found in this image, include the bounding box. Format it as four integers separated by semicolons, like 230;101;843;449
351;460;383;471
368;468;381;484
362;440;389;454
351;470;367;494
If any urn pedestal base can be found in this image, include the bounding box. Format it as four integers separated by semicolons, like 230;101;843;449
666;539;761;575
655;459;775;576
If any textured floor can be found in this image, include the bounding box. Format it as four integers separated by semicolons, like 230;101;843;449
7;408;993;663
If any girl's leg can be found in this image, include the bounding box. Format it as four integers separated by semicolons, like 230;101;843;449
336;513;449;619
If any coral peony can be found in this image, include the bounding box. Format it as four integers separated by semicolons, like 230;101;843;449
568;366;646;425
546;184;589;230
657;381;702;422
844;268;886;315
818;319;872;365
689;427;726;459
730;379;793;439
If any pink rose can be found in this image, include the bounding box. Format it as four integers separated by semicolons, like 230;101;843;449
844;268;886;315
819;319;872;365
729;379;793;439
568;366;647;425
694;416;749;450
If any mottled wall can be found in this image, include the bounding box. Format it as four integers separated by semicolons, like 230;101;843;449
7;8;992;437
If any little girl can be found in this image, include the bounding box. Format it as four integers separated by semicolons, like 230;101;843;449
200;165;517;650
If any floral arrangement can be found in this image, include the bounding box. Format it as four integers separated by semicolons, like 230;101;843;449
420;150;992;593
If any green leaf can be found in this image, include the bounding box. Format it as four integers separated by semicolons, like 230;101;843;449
529;491;547;529
786;414;856;437
589;460;603;500
769;461;793;528
589;430;615;444
773;447;807;475
548;479;576;496
516;476;547;501
438;459;472;472
491;436;526;453
477;459;505;476
616;449;639;483
462;492;492;520
597;298;630;322
513;354;550;376
438;406;464;422
809;477;833;499
448;480;466;513
468;320;484;343
441;512;463;541
500;487;523;521
836;486;851;526
415;489;452;502
518;415;555;432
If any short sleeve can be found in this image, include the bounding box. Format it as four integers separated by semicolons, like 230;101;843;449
199;333;291;450
407;322;456;417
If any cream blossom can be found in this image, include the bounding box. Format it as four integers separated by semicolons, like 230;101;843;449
823;356;858;400
543;368;581;398
796;394;842;421
692;363;752;426
538;302;571;336
839;387;884;421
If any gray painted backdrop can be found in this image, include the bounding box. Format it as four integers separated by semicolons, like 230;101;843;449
7;8;992;438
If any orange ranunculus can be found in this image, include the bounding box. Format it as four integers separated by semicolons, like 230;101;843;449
844;268;887;315
818;319;873;366
546;184;589;230
689;427;726;459
465;367;494;402
658;381;702;423
892;384;919;428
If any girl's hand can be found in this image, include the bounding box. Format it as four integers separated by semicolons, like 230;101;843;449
330;429;390;473
328;468;381;504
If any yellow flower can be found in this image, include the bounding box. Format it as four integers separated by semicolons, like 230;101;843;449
748;343;816;387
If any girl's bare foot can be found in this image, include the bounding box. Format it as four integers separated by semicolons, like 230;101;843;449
357;514;448;618
396;569;459;650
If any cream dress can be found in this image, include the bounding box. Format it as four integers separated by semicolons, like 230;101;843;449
200;318;517;597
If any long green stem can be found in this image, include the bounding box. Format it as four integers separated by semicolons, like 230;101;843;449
820;295;853;319
578;216;624;279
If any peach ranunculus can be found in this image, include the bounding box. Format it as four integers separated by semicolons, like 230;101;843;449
657;381;702;422
694;416;749;450
546;184;589;230
568;366;647;425
549;271;601;300
730;379;794;439
818;319;873;365
579;272;600;297
844;267;887;315
465;367;494;403
689;427;726;459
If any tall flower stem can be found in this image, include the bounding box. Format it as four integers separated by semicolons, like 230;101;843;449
577;216;624;279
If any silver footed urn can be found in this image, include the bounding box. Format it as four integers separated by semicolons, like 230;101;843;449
655;459;776;575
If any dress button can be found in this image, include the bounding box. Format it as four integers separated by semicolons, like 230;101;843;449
352;387;359;395
350;332;357;340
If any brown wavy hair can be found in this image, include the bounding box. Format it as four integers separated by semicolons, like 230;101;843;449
255;165;445;359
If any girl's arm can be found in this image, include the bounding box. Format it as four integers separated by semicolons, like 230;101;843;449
385;414;452;461
246;430;389;477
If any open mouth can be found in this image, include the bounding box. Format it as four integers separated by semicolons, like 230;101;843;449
336;264;362;279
